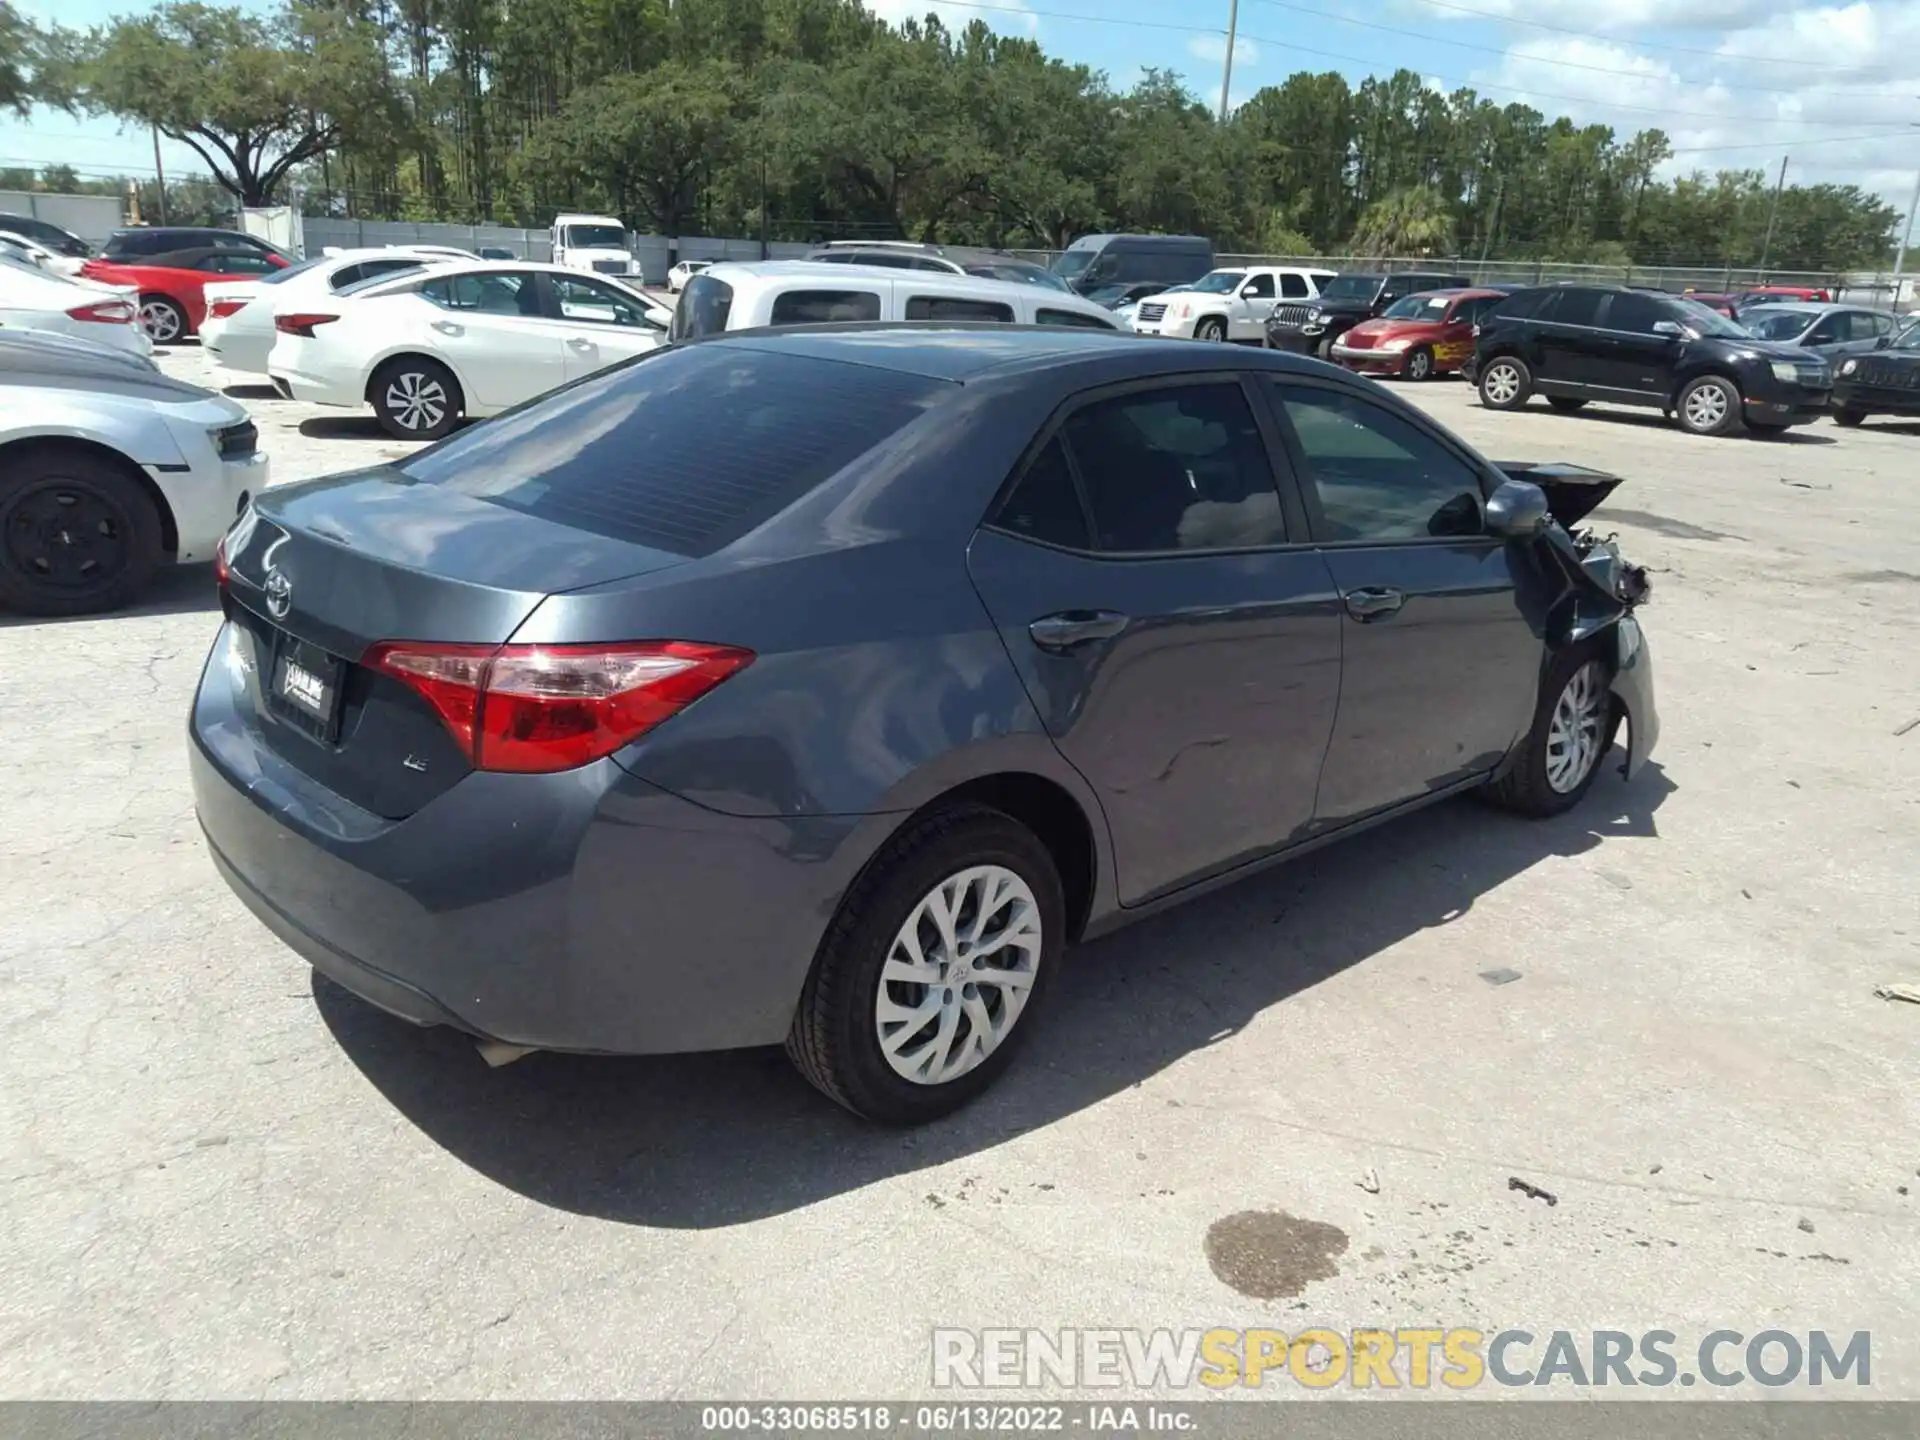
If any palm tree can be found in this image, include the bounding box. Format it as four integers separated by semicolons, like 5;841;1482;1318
1349;185;1457;258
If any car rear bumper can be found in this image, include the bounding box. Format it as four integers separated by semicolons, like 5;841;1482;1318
189;624;875;1054
270;363;361;409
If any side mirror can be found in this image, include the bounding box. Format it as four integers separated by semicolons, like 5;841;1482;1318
1484;479;1551;539
1651;320;1683;337
1876;336;1892;350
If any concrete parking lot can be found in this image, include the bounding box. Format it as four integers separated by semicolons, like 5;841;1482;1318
2;341;1916;1400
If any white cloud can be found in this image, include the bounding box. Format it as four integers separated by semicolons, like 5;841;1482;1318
862;0;1038;35
1403;0;1780;30
1466;6;1920;214
1187;34;1260;66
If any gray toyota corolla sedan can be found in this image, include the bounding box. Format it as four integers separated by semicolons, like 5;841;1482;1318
192;325;1657;1124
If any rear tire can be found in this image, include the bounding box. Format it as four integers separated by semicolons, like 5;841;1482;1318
786;804;1064;1125
1485;643;1619;818
1195;317;1227;343
1676;375;1743;437
1547;397;1589;413
370;357;463;441
1833;407;1867;428
0;446;164;616
1478;355;1532;410
139;295;188;345
1403;346;1434;381
1315;335;1335;361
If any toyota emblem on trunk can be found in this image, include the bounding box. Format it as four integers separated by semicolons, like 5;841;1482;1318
263;569;292;619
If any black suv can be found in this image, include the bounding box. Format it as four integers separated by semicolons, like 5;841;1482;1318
1829;319;1920;428
1266;270;1470;357
101;227;290;263
1472;284;1832;437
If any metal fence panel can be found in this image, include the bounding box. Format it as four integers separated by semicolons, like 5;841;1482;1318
0;192;125;246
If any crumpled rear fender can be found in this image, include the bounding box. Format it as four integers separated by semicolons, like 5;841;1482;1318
1608;614;1658;779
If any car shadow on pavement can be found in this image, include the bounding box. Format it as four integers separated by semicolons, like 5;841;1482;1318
297;416;394;440
0;562;220;628
1536;406;1838;444
316;758;1676;1230
222;383;281;400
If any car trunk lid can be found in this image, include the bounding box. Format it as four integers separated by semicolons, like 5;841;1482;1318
218;467;689;817
1492;461;1624;528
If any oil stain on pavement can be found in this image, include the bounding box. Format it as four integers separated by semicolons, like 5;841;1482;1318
1204;1211;1349;1299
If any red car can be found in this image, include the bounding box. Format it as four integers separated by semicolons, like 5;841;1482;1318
1327;287;1508;380
1736;284;1833;304
78;246;288;344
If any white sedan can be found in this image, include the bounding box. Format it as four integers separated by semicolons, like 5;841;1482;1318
668;258;714;292
201;248;465;379
268;260;668;438
0;251;151;358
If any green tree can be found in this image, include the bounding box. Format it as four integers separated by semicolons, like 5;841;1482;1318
69;2;401;206
1350;184;1456;258
1;1;42;115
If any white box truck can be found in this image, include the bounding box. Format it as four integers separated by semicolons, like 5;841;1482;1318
550;213;639;278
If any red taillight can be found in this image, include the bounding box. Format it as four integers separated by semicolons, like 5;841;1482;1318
213;534;231;592
365;640;754;774
67;299;135;324
209;298;250;319
275;312;338;337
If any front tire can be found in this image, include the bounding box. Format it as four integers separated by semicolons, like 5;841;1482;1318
370;357;463;441
1478;355;1532;410
787;805;1065;1125
1833;407;1867;428
1486;645;1618;818
0;447;164;616
1676;375;1743;437
1403;346;1434;382
1195;317;1227;343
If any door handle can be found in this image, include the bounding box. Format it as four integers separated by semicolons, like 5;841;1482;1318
567;336;594;350
430;320;462;336
1028;610;1130;652
1344;587;1405;622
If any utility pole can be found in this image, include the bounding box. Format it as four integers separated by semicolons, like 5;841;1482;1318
1757;154;1788;275
151;126;169;225
1217;0;1239;123
1477;176;1503;269
1893;165;1920;311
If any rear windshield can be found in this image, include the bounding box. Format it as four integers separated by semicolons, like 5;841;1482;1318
672;274;734;339
261;257;328;286
399;344;952;556
335;264;426;297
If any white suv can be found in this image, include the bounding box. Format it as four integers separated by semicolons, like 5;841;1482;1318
670;262;1121;338
1133;266;1336;342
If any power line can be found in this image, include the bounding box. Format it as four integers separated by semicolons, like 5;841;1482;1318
1242;0;1917;101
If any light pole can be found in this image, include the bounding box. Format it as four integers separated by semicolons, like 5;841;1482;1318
1217;0;1239;123
1888;117;1920;309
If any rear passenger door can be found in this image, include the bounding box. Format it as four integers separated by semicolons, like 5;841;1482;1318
1528;287;1611;394
1262;378;1541;825
966;376;1343;904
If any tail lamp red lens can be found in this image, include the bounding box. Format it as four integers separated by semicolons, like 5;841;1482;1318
208;299;250;319
213;534;230;592
66;299;135;324
274;313;338;337
365;640;754;774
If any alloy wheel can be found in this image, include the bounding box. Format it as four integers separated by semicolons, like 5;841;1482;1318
873;865;1043;1086
384;371;449;432
1545;660;1608;794
1406;348;1433;381
1683;381;1730;432
1483;361;1522;404
139;301;181;343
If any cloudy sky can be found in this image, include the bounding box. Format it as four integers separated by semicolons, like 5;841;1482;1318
6;0;1918;220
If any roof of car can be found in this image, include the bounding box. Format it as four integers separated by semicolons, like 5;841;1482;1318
701;259;1105;303
695;321;1329;384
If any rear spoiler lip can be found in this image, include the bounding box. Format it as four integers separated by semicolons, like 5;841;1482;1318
1491;461;1625;529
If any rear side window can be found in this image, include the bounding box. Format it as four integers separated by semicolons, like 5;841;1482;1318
261;257;327;286
1035;308;1117;330
905;295;1013;322
401;345;950;556
1061;383;1286;553
672;273;734;339
418;271;537;315
1486;290;1546;322
1280;273;1310;299
768;290;882;325
992;438;1090;550
336;265;424;297
330;257;427;291
1538;288;1606;326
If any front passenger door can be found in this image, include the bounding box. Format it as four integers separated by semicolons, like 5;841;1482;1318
548;273;667;379
1265;379;1542;825
1228;272;1276;340
415;269;570;409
